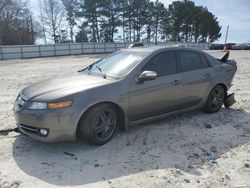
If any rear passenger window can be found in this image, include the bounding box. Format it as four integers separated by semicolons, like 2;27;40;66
200;54;209;68
178;51;202;72
143;52;177;77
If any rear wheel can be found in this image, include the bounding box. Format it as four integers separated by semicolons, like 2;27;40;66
77;104;118;145
203;85;225;113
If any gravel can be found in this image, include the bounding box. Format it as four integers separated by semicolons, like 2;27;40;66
0;51;250;188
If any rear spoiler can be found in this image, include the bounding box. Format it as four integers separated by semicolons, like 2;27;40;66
218;51;237;67
220;51;230;63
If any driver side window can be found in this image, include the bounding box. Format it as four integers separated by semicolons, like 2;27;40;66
143;51;178;77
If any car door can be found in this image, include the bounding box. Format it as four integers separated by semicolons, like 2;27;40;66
177;51;214;108
129;51;183;122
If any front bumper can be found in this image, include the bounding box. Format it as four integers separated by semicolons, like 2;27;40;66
14;108;77;142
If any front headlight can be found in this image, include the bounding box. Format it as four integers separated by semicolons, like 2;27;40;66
26;100;72;110
27;102;48;110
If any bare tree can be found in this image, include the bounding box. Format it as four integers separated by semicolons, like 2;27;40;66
41;0;65;44
0;0;40;45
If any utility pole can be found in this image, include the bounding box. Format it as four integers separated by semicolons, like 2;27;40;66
122;1;125;43
223;25;229;51
30;15;35;44
224;25;229;44
39;0;47;44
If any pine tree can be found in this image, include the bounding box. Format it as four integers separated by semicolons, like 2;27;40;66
99;0;121;42
75;22;89;42
61;0;77;42
76;0;101;42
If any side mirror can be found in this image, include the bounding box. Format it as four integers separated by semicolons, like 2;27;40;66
138;71;157;83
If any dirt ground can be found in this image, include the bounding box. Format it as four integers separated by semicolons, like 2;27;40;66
0;51;250;188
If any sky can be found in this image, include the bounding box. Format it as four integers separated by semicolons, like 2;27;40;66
30;0;250;43
157;0;250;43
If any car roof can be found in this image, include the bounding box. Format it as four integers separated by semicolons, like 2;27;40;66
121;46;204;54
121;46;219;66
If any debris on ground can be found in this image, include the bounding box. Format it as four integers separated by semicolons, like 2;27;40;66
205;124;212;129
0;128;19;136
207;156;218;164
244;163;250;168
210;146;218;153
184;179;190;183
63;152;75;157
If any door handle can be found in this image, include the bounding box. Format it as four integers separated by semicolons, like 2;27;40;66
171;80;180;85
204;74;212;78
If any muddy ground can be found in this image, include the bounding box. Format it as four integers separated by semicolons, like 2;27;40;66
0;51;250;188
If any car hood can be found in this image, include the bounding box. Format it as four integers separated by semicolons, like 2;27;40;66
22;73;113;100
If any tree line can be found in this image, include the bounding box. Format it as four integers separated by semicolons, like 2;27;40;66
0;0;222;45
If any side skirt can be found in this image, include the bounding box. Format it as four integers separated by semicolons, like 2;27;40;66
129;104;203;127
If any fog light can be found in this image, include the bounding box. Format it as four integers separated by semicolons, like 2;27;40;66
39;129;49;136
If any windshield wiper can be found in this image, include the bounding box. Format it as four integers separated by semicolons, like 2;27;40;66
96;66;106;79
78;64;93;73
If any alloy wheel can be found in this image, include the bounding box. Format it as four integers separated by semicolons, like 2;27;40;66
95;109;116;140
209;87;224;111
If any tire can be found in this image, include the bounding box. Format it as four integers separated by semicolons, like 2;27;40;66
203;85;225;113
77;104;118;145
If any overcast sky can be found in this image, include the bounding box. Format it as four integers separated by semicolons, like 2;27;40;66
30;0;250;43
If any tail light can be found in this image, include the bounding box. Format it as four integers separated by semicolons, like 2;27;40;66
226;65;235;72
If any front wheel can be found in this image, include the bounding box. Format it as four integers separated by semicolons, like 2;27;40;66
77;104;118;145
203;85;225;113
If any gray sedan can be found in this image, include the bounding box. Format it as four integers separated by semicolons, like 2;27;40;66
14;47;237;145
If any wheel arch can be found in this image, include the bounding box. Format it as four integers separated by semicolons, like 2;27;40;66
76;101;126;133
203;83;228;113
204;83;228;105
215;83;228;97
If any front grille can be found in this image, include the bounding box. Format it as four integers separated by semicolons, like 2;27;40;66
19;124;49;137
19;124;39;135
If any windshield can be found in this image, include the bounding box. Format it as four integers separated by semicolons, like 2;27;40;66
88;51;148;79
